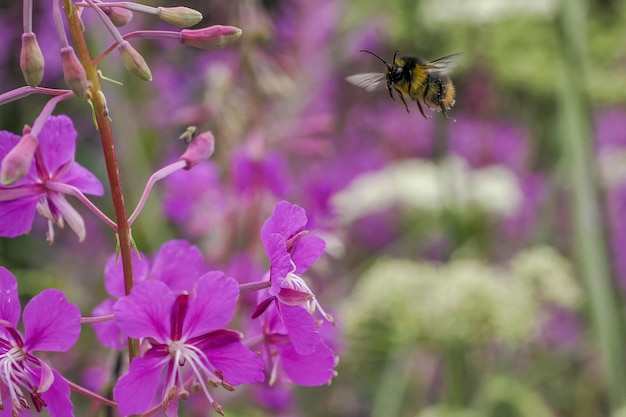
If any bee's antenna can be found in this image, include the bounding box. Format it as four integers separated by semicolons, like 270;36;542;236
392;50;400;64
359;50;391;69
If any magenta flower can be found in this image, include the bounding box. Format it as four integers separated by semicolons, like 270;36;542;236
92;239;206;349
112;272;264;416
252;201;332;355
231;147;290;198
0;267;81;417
0;115;104;242
257;297;336;387
162;162;225;238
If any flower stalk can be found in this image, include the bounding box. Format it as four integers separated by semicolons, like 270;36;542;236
558;0;626;410
63;0;139;360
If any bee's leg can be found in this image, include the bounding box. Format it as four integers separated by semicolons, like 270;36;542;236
436;80;452;120
387;82;396;101
397;91;410;113
415;99;428;119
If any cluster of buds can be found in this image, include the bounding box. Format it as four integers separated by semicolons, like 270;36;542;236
16;0;242;92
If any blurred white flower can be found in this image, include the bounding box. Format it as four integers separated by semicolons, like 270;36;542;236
331;157;522;222
420;0;556;24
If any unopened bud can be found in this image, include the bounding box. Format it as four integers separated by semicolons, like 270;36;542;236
157;6;203;28
61;46;89;98
1;133;38;185
180;25;242;50
179;131;215;169
20;33;45;87
119;41;152;81
104;6;134;26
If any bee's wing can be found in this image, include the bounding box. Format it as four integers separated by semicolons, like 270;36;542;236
424;53;462;75
345;72;386;92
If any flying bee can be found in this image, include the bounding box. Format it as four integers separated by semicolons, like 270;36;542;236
346;50;461;119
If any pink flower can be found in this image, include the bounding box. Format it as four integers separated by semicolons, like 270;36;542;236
0;267;81;417
92;239;206;349
257;296;336;387
0;115;104;242
112;272;264;416
252;201;332;355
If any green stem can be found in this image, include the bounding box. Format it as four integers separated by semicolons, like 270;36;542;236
443;344;471;407
558;0;626;409
371;349;415;417
63;0;139;361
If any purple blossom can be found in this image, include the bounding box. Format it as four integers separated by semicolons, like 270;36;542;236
448;117;529;173
162;162;225;238
594;108;626;150
112;272;264;416
252;201;332;355
92;239;206;349
0;267;81;417
0;115;104;242
257;298;336;387
231;147;290;199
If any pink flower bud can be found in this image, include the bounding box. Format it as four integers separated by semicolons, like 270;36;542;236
1;133;38;185
104;6;134;26
20;33;45;87
119;41;152;81
179;25;242;50
61;46;90;98
179;131;215;169
157;6;203;28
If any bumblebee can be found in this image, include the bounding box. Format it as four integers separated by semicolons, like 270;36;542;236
346;50;461;119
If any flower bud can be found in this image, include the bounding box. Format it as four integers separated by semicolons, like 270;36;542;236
1;133;38;185
157;6;203;28
104;6;134;26
180;25;242;50
119;41;152;81
61;46;89;98
20;33;45;87
179;131;215;169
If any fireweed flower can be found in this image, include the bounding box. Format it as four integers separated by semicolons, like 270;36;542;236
92;239;206;349
162;162;226;238
252;201;332;355
256;294;337;387
112;272;264;416
0;115;104;242
0;267;81;417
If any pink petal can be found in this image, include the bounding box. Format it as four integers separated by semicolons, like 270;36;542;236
264;233;292;295
150;239;205;293
0;267;20;327
280;340;336;386
0;195;39;238
114;355;164;416
47;193;85;241
260;201;307;245
41;370;75;417
291;234;326;273
61;162;104;196
192;329;265;385
280;304;320;355
38;115;76;174
184;272;238;338
104;250;149;298
113;280;173;341
23;289;81;352
92;299;125;350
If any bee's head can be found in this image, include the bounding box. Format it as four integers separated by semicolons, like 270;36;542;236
388;51;404;82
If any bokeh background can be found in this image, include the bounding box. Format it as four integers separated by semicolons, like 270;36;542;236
2;0;626;416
